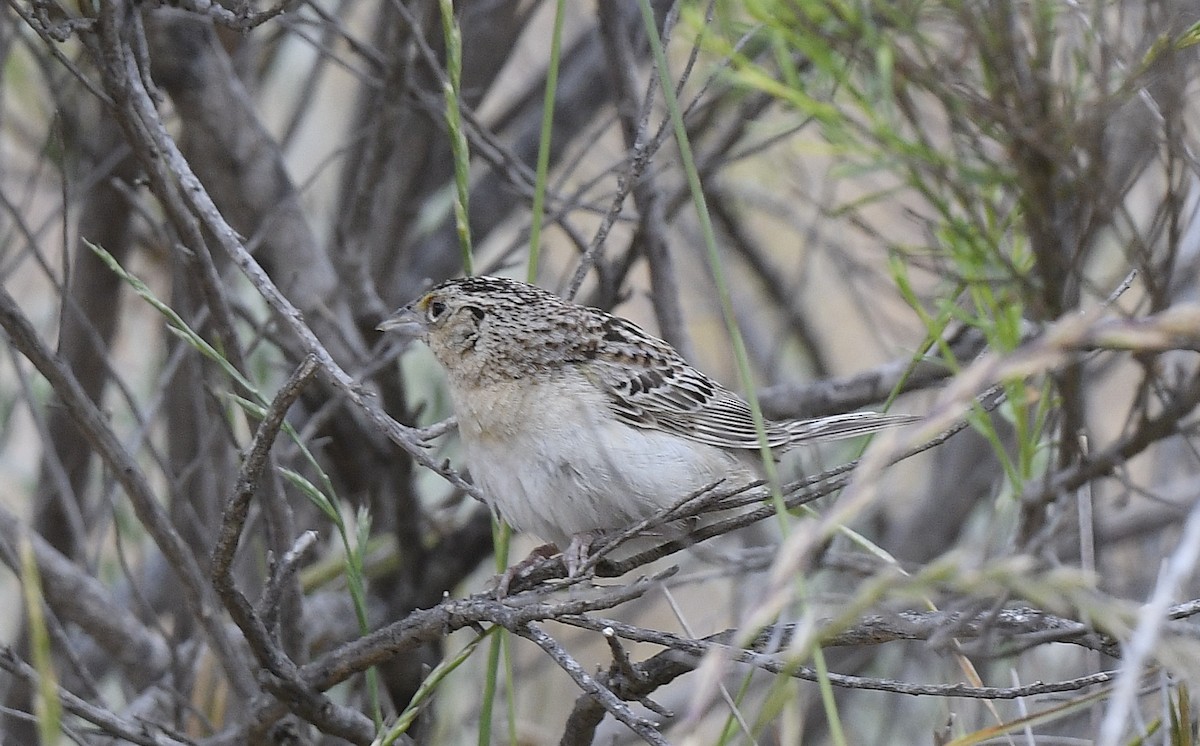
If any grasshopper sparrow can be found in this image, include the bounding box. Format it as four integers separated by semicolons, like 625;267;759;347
380;276;915;571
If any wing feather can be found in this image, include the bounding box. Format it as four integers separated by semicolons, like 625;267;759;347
579;312;917;451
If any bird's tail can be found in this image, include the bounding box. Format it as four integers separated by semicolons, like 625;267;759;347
783;411;921;445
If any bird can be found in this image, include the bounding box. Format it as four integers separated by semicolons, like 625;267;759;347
378;276;916;575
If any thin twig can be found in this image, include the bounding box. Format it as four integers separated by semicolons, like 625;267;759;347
518;622;668;746
0;280;256;698
261;530;320;637
92;1;479;501
212;357;316;651
0;646;191;746
558;606;1136;700
1098;493;1200;746
208;356;373;743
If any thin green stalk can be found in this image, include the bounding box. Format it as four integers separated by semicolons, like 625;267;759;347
715;667;760;745
377;628;495;745
635;0;785;523
526;0;567;281
353;508;383;727
502;625;518;746
478;520;512;746
436;3;512;736
88;242;384;726
637;3;846;743
478;629;501;746
439;0;473;274
811;650;847;745
20;536;62;745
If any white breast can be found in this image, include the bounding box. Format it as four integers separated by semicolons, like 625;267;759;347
450;372;756;547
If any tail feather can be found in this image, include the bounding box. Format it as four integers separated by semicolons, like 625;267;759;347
782;411;920;445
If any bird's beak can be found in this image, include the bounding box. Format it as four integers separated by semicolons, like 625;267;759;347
377;305;426;338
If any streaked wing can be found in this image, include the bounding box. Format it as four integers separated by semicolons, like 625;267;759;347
581;315;794;450
601;363;797;450
580;313;919;451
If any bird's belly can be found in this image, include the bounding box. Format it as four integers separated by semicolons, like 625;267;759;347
462;397;756;546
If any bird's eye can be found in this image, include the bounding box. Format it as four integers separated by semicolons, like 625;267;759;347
426;300;447;322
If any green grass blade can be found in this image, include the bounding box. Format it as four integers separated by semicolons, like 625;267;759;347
526;0;566;282
438;0;474;274
377;628;495;745
20;536;62;745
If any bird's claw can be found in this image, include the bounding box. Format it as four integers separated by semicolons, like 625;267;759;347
495;543;559;596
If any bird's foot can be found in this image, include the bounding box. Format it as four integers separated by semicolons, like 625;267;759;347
495;543;559;596
563;530;606;578
495;533;607;595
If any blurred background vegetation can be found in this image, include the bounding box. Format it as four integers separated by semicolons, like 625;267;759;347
1;0;1199;744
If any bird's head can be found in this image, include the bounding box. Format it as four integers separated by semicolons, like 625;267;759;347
378;276;584;382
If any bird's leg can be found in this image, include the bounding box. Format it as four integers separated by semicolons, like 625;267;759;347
495;531;606;596
563;530;605;577
496;542;559;596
